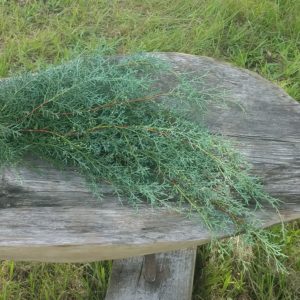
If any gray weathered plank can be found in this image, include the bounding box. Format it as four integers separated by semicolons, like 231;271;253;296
0;52;299;262
105;247;197;300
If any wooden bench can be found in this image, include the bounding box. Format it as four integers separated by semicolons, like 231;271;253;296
1;53;299;300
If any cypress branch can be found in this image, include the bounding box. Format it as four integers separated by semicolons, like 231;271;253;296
0;53;284;269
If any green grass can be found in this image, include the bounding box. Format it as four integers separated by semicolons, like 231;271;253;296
0;261;111;300
0;0;299;299
1;0;299;100
193;222;300;299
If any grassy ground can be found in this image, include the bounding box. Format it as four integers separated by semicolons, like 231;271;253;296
0;0;299;299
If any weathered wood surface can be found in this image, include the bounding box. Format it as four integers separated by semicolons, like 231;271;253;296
0;52;299;262
105;247;197;300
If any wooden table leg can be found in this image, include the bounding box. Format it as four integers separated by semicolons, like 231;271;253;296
105;247;197;300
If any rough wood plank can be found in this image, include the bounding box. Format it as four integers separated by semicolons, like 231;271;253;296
159;53;300;202
105;247;197;300
0;52;299;262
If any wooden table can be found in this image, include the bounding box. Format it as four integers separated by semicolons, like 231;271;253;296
1;53;299;300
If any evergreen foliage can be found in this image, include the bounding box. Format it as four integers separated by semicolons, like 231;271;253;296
0;53;283;267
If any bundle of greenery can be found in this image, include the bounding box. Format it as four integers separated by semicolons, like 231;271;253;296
0;53;283;267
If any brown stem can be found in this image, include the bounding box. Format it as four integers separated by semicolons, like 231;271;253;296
211;200;245;225
20;128;63;138
59;92;167;116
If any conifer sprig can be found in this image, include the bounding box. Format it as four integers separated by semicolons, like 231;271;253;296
0;53;284;269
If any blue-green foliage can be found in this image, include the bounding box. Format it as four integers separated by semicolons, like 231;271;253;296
0;53;282;265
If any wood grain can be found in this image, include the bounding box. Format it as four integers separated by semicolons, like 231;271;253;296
0;52;299;262
105;247;197;300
